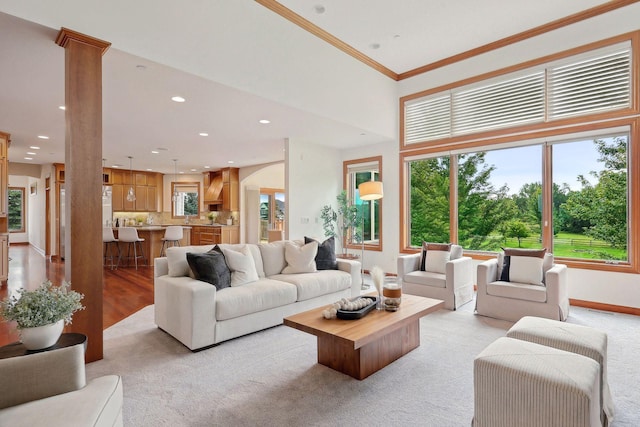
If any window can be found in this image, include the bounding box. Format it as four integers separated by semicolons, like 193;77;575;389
552;134;628;262
401;36;634;149
408;155;451;245
171;182;200;218
344;156;382;251
401;121;636;272
8;187;25;232
259;188;285;242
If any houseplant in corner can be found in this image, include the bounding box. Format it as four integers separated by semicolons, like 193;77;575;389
0;280;84;350
321;190;361;256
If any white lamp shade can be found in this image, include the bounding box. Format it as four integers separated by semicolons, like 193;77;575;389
359;180;383;200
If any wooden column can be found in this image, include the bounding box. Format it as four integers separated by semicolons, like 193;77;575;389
56;28;111;362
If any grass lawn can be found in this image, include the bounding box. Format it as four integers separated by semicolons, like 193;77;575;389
478;232;627;261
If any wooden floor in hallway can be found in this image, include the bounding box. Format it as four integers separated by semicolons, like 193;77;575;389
0;244;154;347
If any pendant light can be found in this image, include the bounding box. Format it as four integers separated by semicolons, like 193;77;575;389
126;156;136;202
101;158;111;200
172;159;179;202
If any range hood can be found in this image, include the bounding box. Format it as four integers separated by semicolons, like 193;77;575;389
204;173;223;204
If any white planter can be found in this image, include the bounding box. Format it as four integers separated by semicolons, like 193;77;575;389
20;319;64;350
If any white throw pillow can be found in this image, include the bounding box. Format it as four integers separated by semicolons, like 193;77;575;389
258;241;288;277
282;241;318;274
221;246;259;286
425;250;450;274
509;256;544;286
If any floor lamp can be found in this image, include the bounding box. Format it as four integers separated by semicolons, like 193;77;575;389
358;180;383;290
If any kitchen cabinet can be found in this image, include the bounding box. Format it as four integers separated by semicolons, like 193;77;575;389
190;225;239;245
203;167;239;211
112;184;124;211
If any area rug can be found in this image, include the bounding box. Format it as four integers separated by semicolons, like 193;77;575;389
86;304;640;426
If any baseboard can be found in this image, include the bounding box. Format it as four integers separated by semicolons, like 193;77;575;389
9;241;29;245
29;243;46;257
569;299;640;316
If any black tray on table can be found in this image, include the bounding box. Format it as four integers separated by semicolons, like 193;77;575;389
336;296;378;320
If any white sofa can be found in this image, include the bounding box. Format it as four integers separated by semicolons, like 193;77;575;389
154;241;361;350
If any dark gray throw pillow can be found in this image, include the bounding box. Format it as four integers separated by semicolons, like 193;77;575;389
186;246;231;290
304;236;338;270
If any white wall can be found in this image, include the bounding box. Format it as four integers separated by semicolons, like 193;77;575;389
286;139;342;241
341;141;399;273
7;175;29;243
390;13;640;309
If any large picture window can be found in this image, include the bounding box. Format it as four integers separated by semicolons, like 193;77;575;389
402;123;635;272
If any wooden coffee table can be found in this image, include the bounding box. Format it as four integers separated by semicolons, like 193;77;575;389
283;294;444;380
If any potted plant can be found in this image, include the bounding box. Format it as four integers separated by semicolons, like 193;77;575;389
320;190;362;255
207;212;216;224
0;280;84;350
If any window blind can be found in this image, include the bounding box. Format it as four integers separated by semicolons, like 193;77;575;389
453;72;545;134
548;48;631;119
404;94;451;143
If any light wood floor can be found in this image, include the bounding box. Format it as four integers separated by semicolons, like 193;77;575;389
0;244;154;347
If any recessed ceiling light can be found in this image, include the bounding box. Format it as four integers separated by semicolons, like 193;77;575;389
370;43;381;50
199;132;209;137
111;165;120;168
190;168;197;172
58;106;66;110
393;34;401;39
136;65;147;71
314;5;326;14
171;96;186;103
37;135;49;140
151;150;159;154
179;171;184;174
24;157;33;160
227;160;235;164
259;119;270;124
156;147;169;151
29;146;40;150
204;165;210;169
27;152;36;155
146;168;153;171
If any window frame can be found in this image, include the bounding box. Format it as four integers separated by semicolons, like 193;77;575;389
343;156;383;252
8;187;25;233
171;181;200;219
400;118;640;273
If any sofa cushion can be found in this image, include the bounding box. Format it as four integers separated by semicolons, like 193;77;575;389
487;281;547;303
221;246;259;286
500;248;547;286
420;242;452;273
219;244;265;278
186;247;231;291
271;270;351;301
404;270;446;288
305;236;338;270
215;279;297;321
258;241;288;277
282;241;318;274
167;245;215;277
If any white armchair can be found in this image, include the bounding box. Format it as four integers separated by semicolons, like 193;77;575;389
475;251;569;322
0;342;123;426
397;244;474;310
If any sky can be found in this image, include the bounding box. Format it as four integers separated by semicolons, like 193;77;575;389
483;136;617;195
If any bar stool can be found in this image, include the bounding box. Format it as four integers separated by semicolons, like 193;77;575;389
160;226;183;257
117;227;146;269
102;227;120;269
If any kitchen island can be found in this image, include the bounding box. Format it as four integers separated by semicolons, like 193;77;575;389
112;226;191;267
190;224;240;245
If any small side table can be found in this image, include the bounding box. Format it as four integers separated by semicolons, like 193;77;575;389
0;333;87;360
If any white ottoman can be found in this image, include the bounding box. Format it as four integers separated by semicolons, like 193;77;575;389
474;337;601;427
507;316;613;426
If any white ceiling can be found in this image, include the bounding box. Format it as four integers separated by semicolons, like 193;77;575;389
0;0;619;174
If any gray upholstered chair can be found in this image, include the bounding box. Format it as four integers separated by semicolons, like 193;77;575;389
397;244;474;310
0;342;123;426
475;249;569;322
